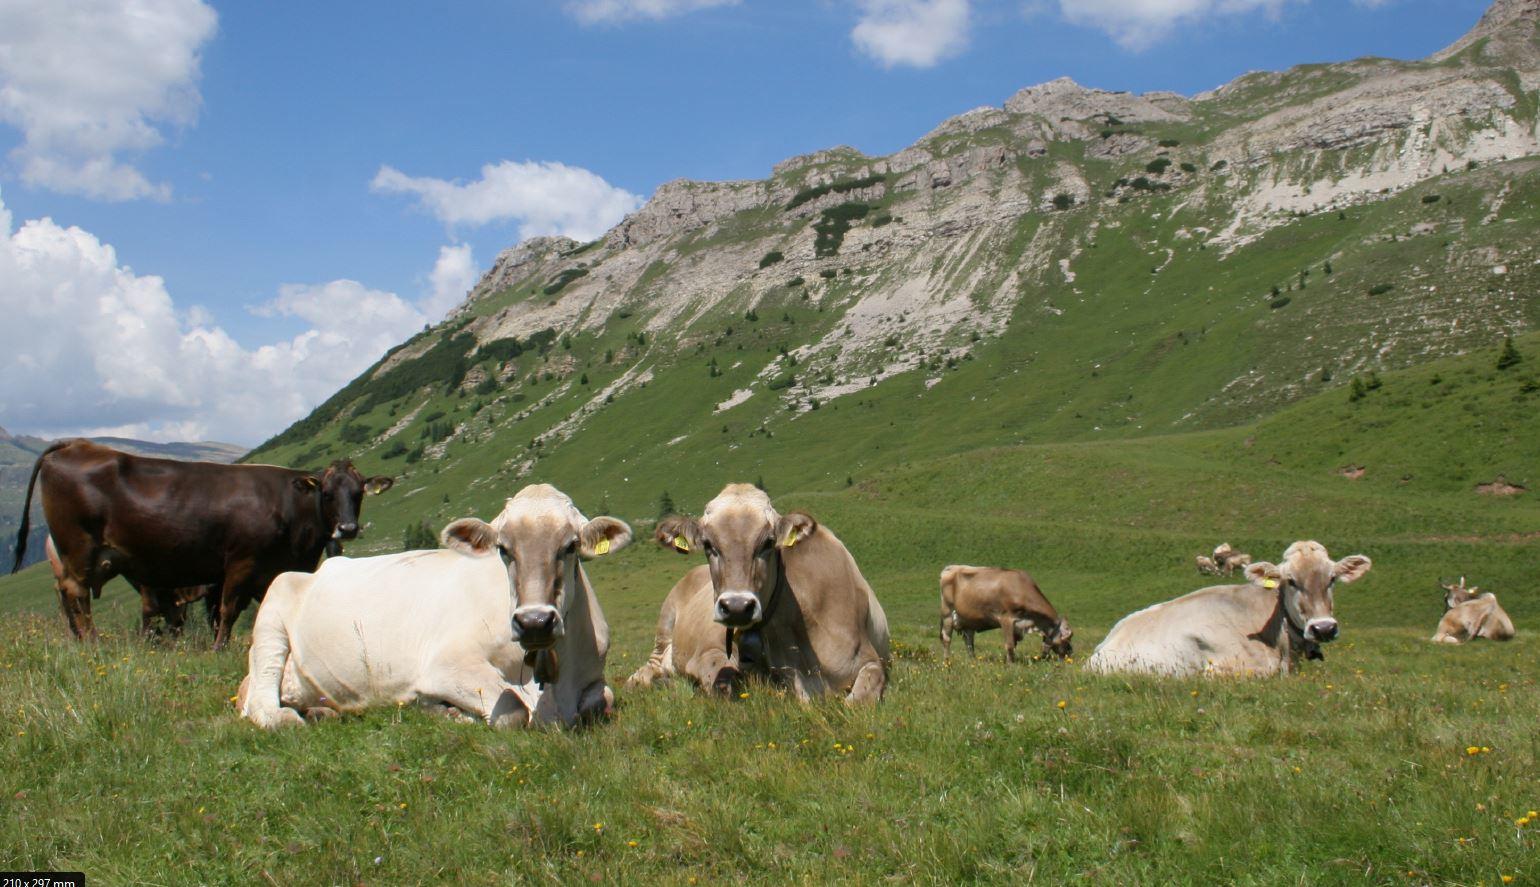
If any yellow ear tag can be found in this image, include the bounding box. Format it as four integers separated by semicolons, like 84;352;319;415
673;535;691;553
783;528;800;548
1262;579;1279;589
593;539;611;556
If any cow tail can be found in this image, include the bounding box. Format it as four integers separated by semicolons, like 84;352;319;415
241;580;303;728
10;442;65;574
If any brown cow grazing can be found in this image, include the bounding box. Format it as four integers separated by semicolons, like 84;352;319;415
626;484;890;703
11;440;392;648
1432;578;1515;644
1195;555;1222;576
938;565;1073;662
41;535;209;637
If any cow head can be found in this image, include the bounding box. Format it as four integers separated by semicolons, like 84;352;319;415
656;484;812;629
295;460;394;547
1043;618;1074;658
440;484;630;651
1441;577;1478;610
1244;541;1371;644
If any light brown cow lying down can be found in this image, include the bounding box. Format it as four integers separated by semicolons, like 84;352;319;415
1086;541;1372;677
1432;578;1515;643
939;565;1073;662
626;484;890;703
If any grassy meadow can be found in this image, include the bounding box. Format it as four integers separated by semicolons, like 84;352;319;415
2;342;1538;883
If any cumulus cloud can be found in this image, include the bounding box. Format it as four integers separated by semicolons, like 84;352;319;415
371;160;643;242
421;243;479;321
0;0;218;200
852;0;972;68
1058;0;1299;50
566;0;739;25
0;191;450;445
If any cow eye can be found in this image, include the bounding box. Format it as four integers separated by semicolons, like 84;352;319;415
756;538;775;555
562;539;577;557
702;540;717;557
497;545;515;565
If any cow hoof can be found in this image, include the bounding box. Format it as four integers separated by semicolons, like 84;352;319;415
303;707;340;722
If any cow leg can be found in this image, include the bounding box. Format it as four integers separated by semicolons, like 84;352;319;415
683;647;740;697
939;612;954;662
213;566;262;651
1000;615;1018;664
962;630;976;659
137;584;178;638
845;659;886;705
164;600;188;637
430;665;531;728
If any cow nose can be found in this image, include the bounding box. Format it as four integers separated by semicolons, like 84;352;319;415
713;592;763;627
512;606;561;647
1307;619;1339;642
337;522;359;538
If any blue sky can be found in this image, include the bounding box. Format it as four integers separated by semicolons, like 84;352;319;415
0;0;1494;444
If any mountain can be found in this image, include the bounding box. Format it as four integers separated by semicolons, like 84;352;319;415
244;1;1538;544
0;431;247;571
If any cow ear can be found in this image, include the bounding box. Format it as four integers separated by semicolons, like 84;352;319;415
1333;555;1372;583
580;517;632;559
364;476;394;495
655;515;701;555
293;475;320;492
775;511;818;550
1244;561;1282;588
441;518;499;557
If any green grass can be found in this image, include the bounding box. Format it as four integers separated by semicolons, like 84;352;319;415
3;337;1539;880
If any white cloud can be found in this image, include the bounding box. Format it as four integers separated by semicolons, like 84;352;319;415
0;0;218;200
1058;0;1299;50
852;0;972;69
0;190;448;445
422;244;479;321
371;160;644;242
566;0;738;25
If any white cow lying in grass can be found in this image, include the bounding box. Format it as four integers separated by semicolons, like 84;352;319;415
1087;541;1371;677
239;484;630;728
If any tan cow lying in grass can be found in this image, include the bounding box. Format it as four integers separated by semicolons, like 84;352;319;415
626;484;890;703
1432;578;1515;643
1087;541;1371;677
239;485;629;728
938;565;1073;662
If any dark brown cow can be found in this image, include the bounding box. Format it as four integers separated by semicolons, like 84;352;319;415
12;440;392;648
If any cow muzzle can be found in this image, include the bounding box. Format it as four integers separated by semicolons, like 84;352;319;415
512;605;564;648
1304;618;1339;643
713;592;763;628
334;522;359;540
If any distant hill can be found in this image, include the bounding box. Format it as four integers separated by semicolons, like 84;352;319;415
240;0;1539;551
0;432;247;571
